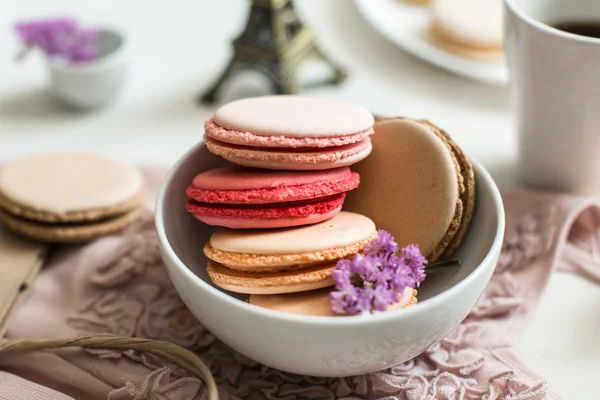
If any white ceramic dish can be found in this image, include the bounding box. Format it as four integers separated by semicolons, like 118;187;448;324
155;142;505;377
354;0;508;86
48;28;129;109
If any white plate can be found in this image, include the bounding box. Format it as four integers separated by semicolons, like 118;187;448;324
354;0;508;86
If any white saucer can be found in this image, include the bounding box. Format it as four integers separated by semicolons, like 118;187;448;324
354;0;508;86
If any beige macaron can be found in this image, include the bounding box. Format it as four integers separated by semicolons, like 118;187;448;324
207;260;336;295
204;211;377;294
248;287;418;317
428;0;504;61
0;152;146;242
204;211;377;273
344;118;475;262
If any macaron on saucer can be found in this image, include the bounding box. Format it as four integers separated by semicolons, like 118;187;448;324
204;96;375;170
186;166;359;229
0;152;145;242
204;211;377;293
428;0;504;61
344;117;475;262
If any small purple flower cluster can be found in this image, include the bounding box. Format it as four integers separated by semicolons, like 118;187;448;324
330;230;427;315
15;18;98;63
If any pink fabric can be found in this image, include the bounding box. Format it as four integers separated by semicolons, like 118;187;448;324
2;168;600;400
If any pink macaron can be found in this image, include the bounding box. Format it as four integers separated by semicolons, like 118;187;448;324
185;165;360;229
204;96;375;170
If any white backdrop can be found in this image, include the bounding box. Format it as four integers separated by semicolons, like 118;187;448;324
0;1;598;398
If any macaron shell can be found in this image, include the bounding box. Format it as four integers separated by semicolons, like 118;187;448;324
213;95;374;138
204;230;377;272
428;23;504;61
419;120;475;259
187;192;345;220
430;0;504;49
204;136;372;171
0;207;143;243
191;166;352;191
207;260;335;295
248;287;417;316
187;166;359;204
344;119;461;260
0;152;145;221
205;118;374;148
193;205;342;230
209;211;376;255
225;147;372;171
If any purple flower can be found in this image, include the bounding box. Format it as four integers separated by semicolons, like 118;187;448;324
363;229;398;256
14;18;98;63
330;230;428;315
402;244;427;287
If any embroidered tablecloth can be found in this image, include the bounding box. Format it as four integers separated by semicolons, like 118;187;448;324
0;167;599;400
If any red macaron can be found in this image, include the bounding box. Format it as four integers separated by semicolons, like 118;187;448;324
185;166;360;229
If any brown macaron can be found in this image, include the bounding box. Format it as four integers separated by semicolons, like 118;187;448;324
344;118;475;262
0;152;146;242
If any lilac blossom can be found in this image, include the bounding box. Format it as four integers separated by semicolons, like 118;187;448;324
15;18;98;63
330;230;428;315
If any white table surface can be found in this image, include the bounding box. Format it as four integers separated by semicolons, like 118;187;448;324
0;1;598;398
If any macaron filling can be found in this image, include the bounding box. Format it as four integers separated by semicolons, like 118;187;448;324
205;118;374;148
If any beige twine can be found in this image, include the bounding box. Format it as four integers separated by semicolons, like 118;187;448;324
0;336;219;400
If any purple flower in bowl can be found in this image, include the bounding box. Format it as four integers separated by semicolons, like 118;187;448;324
15;18;99;64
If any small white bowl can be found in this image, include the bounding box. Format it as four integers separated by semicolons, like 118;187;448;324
155;143;505;377
48;28;128;109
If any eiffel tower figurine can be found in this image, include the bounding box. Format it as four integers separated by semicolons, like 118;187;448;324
200;0;348;104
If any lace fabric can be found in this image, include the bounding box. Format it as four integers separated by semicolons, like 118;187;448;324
1;168;599;400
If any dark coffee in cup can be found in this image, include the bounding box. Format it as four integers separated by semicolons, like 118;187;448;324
553;21;600;38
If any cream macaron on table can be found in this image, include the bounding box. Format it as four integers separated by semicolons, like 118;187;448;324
0;152;146;242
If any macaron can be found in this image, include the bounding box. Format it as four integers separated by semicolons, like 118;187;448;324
0;152;146;242
204;96;375;170
248;287;418;317
204;211;377;294
185;166;360;229
429;0;504;61
207;261;337;295
344;118;475;262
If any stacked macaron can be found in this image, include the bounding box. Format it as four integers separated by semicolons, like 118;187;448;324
203;96;374;170
184;96;383;315
185;166;360;229
186;96;374;231
0;152;145;242
185;96;476;316
204;211;377;294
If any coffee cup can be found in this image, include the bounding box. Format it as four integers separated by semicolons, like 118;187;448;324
505;0;600;195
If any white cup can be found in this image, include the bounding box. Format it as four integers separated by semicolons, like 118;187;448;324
505;0;600;195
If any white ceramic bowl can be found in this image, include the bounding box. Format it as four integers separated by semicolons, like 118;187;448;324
155;142;505;377
48;28;128;109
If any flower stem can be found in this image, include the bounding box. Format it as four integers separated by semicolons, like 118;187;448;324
425;259;460;272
